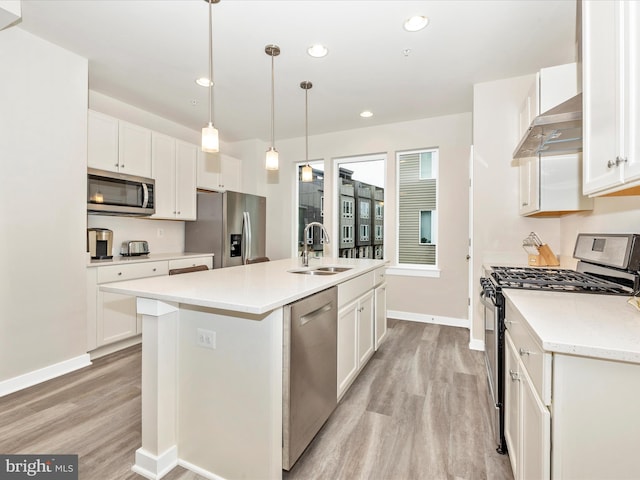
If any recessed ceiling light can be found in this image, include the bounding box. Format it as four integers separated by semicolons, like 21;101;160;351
403;15;429;32
307;44;328;58
195;77;213;87
360;111;373;118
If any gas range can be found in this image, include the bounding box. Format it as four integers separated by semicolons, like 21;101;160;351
488;265;634;295
480;233;640;456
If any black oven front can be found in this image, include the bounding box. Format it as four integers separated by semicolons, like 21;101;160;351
480;277;507;454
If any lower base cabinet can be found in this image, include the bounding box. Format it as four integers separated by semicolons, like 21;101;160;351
505;333;550;480
87;256;213;352
337;267;385;399
505;296;640;480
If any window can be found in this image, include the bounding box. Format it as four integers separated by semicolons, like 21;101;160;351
297;161;325;256
397;148;438;266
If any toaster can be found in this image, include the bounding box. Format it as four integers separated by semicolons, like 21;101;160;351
121;240;150;256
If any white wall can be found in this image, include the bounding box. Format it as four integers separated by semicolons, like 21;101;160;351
0;27;88;382
87;215;185;256
250;113;473;326
472;75;563;346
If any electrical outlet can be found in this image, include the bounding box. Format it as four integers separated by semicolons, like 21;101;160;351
157;228;164;238
196;328;216;349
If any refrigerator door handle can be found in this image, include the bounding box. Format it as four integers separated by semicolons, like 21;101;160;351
242;211;252;265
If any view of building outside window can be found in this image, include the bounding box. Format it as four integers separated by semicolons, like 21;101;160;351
397;148;438;266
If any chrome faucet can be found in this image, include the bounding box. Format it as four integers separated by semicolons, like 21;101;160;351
302;222;330;267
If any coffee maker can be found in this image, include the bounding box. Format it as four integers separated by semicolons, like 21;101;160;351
87;228;113;259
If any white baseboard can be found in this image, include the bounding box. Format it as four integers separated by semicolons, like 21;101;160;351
132;446;178;480
178;460;227;480
469;338;485;351
387;310;469;329
0;354;91;397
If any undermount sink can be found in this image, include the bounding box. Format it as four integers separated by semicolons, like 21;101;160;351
290;269;336;275
288;266;353;276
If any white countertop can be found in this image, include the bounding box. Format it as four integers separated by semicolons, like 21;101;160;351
88;251;213;267
100;257;386;314
504;289;640;364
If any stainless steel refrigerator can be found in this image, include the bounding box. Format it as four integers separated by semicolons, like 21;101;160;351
185;191;266;268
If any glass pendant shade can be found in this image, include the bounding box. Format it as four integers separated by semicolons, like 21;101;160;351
301;163;313;182
266;146;279;170
202;122;219;153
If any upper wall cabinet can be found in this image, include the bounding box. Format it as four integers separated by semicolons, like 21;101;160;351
583;0;640;196
88;110;152;178
197;151;243;192
151;132;197;221
516;63;593;216
519;154;593;217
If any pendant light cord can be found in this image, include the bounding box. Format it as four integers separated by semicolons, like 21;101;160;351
271;53;275;148
208;0;214;126
305;87;309;162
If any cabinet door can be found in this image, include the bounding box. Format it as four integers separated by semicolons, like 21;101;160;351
151;132;176;219
357;290;374;366
583;0;624;194
98;291;138;346
175;141;197;220
374;282;387;349
518;157;539;215
622;0;640;183
520;367;551;480
197;150;222;190
220;154;242;192
337;300;358;399
118;121;152;178
87;110;119;172
504;334;521;480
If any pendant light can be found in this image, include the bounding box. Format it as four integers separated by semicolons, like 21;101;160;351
301;81;313;182
201;0;220;153
265;44;280;170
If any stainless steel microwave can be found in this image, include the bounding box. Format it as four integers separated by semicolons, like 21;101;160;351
87;168;155;216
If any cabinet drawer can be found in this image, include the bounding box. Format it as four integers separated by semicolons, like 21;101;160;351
374;267;386;286
338;271;374;308
505;301;552;405
168;256;213;270
97;261;168;283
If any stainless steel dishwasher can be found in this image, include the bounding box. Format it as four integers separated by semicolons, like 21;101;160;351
282;286;337;470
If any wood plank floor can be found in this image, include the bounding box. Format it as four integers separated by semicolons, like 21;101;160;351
0;320;513;480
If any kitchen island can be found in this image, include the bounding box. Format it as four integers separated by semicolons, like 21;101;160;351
101;257;386;480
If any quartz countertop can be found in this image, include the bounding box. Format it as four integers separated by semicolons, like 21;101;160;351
100;257;386;314
504;289;640;364
88;252;213;267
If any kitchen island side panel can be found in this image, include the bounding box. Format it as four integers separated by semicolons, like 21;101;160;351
177;305;283;479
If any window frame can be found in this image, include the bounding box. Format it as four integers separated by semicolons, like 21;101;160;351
391;147;440;278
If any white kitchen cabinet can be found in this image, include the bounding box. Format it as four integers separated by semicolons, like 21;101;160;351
356;290;375;366
87;255;213;353
337;269;377;399
197;151;243;192
374;267;387;349
151;132;197;220
583;0;640;195
87;110;152;178
518;154;593;216
504;332;551;480
337;299;358;397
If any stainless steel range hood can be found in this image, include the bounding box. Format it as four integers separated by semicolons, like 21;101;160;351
513;93;582;159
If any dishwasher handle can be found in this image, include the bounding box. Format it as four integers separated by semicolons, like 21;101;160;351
299;303;332;326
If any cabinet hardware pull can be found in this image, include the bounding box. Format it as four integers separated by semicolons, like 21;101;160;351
607;156;628;168
509;370;520;381
118;272;122;276
121;164;125;168
519;347;531;356
153;268;156;272
522;202;528;207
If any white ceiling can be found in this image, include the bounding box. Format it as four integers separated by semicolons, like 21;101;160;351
18;0;577;144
